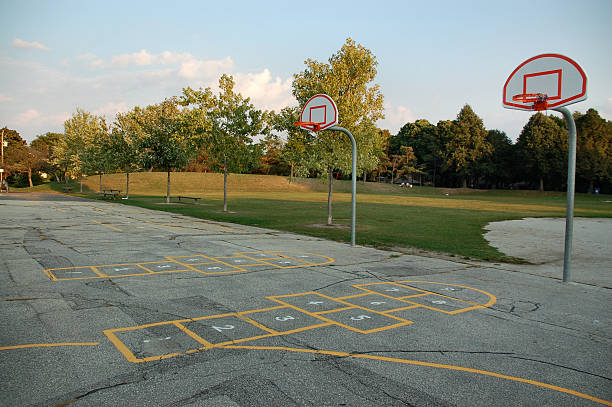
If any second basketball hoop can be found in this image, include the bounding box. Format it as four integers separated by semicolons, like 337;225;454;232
294;94;338;132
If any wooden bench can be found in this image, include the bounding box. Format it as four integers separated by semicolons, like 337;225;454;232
100;189;121;199
62;185;73;192
175;196;200;203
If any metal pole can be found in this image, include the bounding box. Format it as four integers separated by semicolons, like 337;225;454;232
552;106;576;282
1;129;4;187
328;125;357;247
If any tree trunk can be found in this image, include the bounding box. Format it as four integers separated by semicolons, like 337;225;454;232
588;179;594;194
125;171;130;199
28;167;33;188
223;156;228;212
462;178;467;188
290;164;294;183
99;173;102;193
166;171;171;204
327;166;333;226
363;171;366;183
539;177;544;192
80;174;83;193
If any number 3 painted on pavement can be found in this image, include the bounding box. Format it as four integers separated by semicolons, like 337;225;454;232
350;315;372;321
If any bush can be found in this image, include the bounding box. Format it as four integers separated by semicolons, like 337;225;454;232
7;172;45;187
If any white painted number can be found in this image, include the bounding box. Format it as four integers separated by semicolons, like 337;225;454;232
432;300;447;305
370;301;386;305
212;325;235;332
350;315;372;321
441;287;456;291
385;288;399;292
308;301;324;305
275;316;295;322
207;267;222;270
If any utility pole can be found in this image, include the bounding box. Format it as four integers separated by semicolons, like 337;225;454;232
1;129;5;190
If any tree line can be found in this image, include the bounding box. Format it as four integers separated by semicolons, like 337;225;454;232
2;38;611;199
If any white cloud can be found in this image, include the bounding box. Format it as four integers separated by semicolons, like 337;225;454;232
14;108;69;129
0;94;13;102
15;109;41;124
178;56;233;80
378;103;415;133
92;101;130;120
12;38;50;51
234;69;295;112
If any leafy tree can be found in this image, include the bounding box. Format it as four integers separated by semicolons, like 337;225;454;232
181;74;266;211
1;127;26;181
53;109;108;191
107;111;143;199
31;132;64;181
389;145;420;183
517;113;567;191
445;105;492;188
479;130;516;189
372;129;392;182
258;134;288;175
269;106;312;181
135;99;201;204
574;109;612;193
390;119;443;186
292;37;384;225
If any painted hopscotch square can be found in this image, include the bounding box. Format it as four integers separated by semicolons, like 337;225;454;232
189;263;245;274
340;293;419;313
258;257;313;268
214;256;266;267
138;261;192;273
235;251;284;260
46;266;100;280
96;264;151;277
315;307;412;334
395;281;493;306
398;293;479;314
109;322;205;362
269;292;354;314
354;282;428;299
184;315;275;346
239;307;330;334
168;255;218;265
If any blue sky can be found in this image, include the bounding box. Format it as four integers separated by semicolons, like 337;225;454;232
1;0;611;143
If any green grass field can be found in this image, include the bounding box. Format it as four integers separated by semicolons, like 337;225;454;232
22;172;612;262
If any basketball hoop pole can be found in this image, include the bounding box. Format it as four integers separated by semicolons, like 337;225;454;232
552;106;577;282
328;125;357;247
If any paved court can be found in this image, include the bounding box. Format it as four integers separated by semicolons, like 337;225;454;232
1;193;610;406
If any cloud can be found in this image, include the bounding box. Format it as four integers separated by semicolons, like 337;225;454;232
92;101;130;120
12;38;50;51
234;69;295;112
0;94;13;102
14;108;69;129
178;56;233;80
377;103;415;133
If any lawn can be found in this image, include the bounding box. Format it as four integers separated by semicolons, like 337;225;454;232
22;172;612;262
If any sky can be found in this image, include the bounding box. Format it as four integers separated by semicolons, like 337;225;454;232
1;0;611;144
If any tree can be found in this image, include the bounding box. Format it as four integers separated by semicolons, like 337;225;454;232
574;109;612;193
1;127;26;183
180;74;266;212
389;146;420;183
445;105;492;188
517;113;567;191
292;37;385;225
479;130;516;189
258;134;288;175
53;109;108;191
390;119;442;186
107;110;142;199
31;132;64;181
135;99;201;204
270;106;312;181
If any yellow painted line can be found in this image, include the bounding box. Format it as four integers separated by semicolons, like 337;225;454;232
314;306;356;315
90;266;108;278
238;305;288;315
396;281;498;311
0;342;99;350
381;305;421;314
222;345;612;406
337;292;370;300
92;219;123;232
173;322;214;347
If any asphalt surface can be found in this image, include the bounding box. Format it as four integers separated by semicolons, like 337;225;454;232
1;192;610;406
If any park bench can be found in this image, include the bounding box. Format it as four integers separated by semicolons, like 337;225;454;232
175;196;200;203
62;185;73;192
100;189;121;199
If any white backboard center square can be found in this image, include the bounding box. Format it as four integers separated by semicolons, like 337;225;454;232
309;105;327;125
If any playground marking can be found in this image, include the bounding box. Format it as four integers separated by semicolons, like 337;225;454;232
43;251;335;281
0;342;100;350
92;219;123;232
103;281;495;363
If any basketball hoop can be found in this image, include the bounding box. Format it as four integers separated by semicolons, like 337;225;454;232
512;93;549;111
293;121;321;132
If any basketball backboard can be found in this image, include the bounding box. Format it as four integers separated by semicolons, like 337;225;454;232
295;94;338;132
502;53;587;111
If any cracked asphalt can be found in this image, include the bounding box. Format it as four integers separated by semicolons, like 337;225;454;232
1;192;611;406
